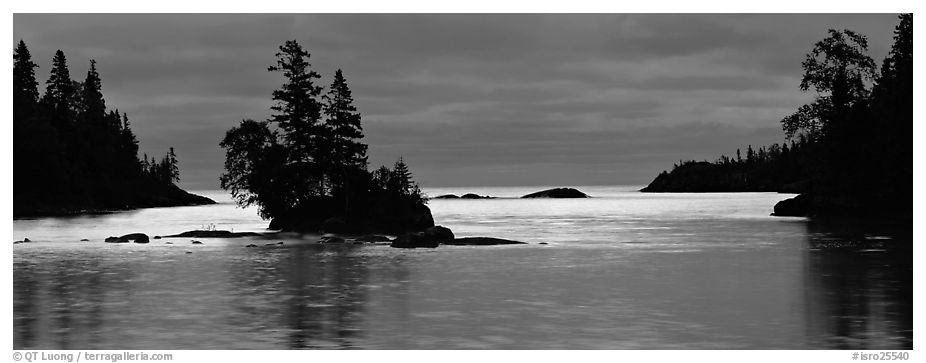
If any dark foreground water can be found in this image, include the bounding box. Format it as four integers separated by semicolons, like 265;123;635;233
12;187;912;349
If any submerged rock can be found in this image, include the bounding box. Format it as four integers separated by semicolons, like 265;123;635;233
165;230;263;238
443;237;527;246
245;244;258;248
80;238;89;242
521;188;588;199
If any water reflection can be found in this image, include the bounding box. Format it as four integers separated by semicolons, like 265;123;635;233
14;256;133;349
12;214;913;349
802;218;912;349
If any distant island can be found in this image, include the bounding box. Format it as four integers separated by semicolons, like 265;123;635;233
641;14;911;218
433;193;495;199
521;188;588;199
13;41;214;218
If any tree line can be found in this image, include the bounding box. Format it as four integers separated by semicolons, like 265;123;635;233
779;14;911;215
644;13;911;216
13;41;194;216
642;137;814;193
220;40;427;232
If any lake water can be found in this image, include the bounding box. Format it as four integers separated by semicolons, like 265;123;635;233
12;186;912;349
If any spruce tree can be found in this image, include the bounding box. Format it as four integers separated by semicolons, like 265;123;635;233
391;157;413;196
81;59;106;121
41;50;78;122
323;69;368;169
168;147;180;183
267;40;326;198
13;40;40;117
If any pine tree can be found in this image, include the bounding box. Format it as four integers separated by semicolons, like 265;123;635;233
168;147;180;183
323;69;368;169
80;59;106;121
391;157;413;196
267;40;326;198
13;40;40;118
41;50;77;121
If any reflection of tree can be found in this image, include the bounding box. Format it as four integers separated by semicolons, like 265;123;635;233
801;218;912;349
230;245;380;348
14;256;115;349
13;262;40;348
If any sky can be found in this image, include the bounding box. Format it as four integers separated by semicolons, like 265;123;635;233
12;14;900;190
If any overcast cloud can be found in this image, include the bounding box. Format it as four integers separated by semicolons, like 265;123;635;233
13;14;898;189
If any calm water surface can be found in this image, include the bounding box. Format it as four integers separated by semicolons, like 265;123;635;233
12;186;912;349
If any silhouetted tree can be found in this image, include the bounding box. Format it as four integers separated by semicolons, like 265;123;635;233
13;40;40;119
220;119;290;219
80;59;106;122
168;147;180;183
323;69;368;169
220;40;429;230
323;69;368;214
390;157;413;196
13;40;195;217
781;29;877;141
41;50;77;121
268;40;326;198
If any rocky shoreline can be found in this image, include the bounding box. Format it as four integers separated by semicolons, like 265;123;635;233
14;186;215;219
81;225;532;249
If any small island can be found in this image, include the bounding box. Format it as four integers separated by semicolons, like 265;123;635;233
216;40;519;246
521;188;588;199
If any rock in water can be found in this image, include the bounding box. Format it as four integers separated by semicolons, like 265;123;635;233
391;226;455;248
191;240;203;245
124;233;150;243
772;193;812;217
164;230;263;238
105;233;149;243
521;188;588;198
443;237;527;246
